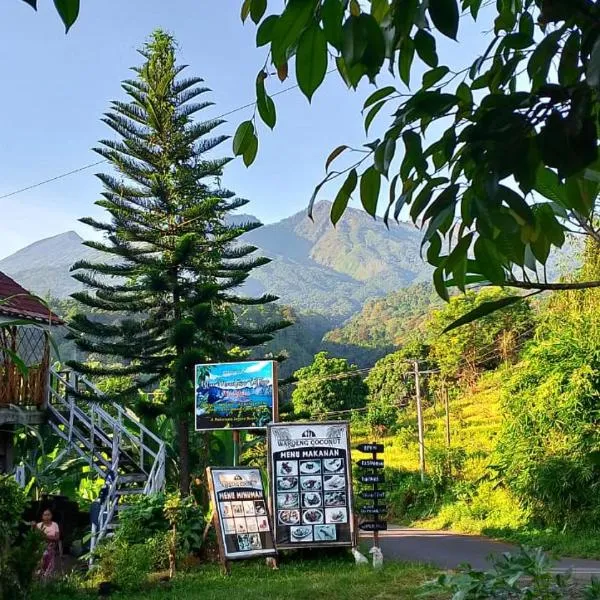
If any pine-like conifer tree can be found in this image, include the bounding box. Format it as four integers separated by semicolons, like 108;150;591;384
68;30;289;492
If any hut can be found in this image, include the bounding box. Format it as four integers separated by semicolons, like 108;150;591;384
0;271;62;472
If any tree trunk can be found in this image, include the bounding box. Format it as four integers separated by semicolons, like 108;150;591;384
177;417;191;495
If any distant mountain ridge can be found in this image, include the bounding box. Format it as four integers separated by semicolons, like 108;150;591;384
0;201;431;319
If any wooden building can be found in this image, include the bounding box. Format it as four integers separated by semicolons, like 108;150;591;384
0;271;62;472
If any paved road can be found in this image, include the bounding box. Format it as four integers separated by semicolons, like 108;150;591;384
360;526;600;576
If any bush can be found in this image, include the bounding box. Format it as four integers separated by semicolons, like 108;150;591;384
385;469;437;522
117;493;170;545
95;538;155;592
0;529;45;600
0;477;44;600
422;546;570;599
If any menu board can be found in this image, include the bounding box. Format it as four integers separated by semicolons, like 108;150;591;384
268;421;354;548
207;467;276;560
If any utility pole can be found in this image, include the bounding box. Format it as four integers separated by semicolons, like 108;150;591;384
414;361;425;482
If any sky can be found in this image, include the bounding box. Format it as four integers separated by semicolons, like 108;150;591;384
0;0;488;259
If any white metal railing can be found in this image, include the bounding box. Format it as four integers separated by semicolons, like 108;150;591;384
46;368;166;554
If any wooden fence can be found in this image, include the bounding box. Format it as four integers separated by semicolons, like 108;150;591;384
0;326;49;408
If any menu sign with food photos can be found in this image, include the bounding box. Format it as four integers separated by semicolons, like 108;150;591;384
268;421;355;549
207;467;276;560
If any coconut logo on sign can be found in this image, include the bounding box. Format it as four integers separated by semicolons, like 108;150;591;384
302;429;317;438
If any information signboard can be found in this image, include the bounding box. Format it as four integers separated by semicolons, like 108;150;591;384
195;361;277;431
268;421;355;548
207;467;276;560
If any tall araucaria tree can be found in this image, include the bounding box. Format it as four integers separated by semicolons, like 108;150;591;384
67;30;289;493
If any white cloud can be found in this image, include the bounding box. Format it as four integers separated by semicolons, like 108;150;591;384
244;361;269;374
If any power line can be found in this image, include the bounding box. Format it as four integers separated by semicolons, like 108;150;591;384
0;70;337;202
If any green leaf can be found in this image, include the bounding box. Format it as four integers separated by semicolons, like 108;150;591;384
3;348;29;377
534;166;567;205
414;29;438;68
473;237;506;284
503;32;533;50
443;296;525;333
559;30;580;87
271;0;315;66
364;100;386;134
342;14;386;81
363;85;396;110
256;15;279;47
22;0;37;8
243;132;259;167
256;73;277;129
325;145;349;171
331;168;358;224
296;23;328;101
587;36;600;89
309;173;334;218
360;166;381;216
455;82;473;107
241;0;251;21
402;130;427;178
528;30;563;89
383;173;400;225
428;0;459;40
233;120;255;156
499;186;535;225
322;0;344;49
53;0;79;32
433;266;450;301
422;66;449;89
399;37;415;87
250;0;267;24
374;138;396;177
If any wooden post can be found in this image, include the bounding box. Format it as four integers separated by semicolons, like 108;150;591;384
206;468;231;576
232;430;240;466
414;361;425;482
272;361;279;423
444;384;451;448
372;448;379;549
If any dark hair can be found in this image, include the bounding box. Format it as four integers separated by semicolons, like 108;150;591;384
42;508;53;518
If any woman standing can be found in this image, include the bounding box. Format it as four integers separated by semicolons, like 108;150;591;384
35;509;60;579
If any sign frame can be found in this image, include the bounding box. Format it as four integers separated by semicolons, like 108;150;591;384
195;361;278;431
206;466;277;561
267;421;355;549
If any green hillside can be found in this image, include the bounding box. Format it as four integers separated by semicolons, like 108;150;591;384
326;282;441;348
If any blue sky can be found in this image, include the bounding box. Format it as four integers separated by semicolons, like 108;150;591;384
0;1;489;258
196;360;274;385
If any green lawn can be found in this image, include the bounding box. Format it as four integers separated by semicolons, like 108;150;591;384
37;557;445;600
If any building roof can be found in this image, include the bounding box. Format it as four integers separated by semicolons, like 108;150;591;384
0;271;63;325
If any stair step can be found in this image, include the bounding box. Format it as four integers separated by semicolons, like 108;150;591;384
115;488;146;496
119;473;147;483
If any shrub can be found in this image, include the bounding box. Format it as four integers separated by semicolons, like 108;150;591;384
0;477;44;600
95;538;154;592
422;546;570;599
117;493;170;545
385;469;437;522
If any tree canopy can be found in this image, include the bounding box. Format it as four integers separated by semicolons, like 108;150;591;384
234;0;600;305
291;351;367;418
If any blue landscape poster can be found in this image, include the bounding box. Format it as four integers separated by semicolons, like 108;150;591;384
195;361;276;430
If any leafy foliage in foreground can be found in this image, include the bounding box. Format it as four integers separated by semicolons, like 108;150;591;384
237;0;600;298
